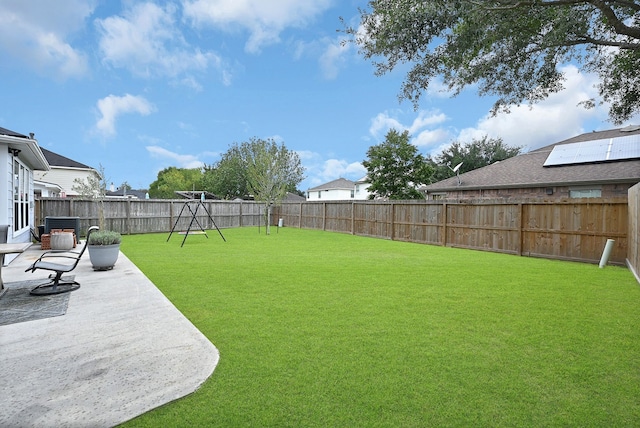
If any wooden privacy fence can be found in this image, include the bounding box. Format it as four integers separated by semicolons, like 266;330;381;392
272;198;630;265
36;198;266;236
629;184;640;279
36;196;633;267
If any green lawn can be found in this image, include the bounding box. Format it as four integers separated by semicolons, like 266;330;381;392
120;227;640;427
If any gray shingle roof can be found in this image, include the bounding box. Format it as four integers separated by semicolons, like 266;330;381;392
308;178;355;191
40;147;92;169
0;127;29;139
424;127;640;191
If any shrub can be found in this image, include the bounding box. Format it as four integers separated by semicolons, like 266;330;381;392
88;230;122;246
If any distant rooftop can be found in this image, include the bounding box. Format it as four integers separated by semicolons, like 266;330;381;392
308;178;355;191
0;127;29;139
40;147;92;170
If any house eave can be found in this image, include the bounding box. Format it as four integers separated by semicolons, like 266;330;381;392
0;134;50;171
425;177;640;193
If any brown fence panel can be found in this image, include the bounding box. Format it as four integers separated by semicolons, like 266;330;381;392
274;203;302;228
126;200;173;233
300;203;324;230
521;200;628;264
392;202;442;244
325;202;353;233
353;202;392;239
446;202;521;254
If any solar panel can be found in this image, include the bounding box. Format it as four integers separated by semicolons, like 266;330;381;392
543;134;640;166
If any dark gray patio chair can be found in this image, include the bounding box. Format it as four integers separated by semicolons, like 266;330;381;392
26;226;99;295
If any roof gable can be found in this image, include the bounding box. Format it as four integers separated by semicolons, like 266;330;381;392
308;178;355;191
40;147;92;169
0;127;29;139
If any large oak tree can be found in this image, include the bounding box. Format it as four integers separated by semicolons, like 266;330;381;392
428;136;523;182
345;1;640;123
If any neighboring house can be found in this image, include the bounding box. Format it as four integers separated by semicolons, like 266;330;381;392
422;126;640;200
175;190;220;200
34;147;96;198
307;178;355;201
106;185;148;199
307;177;371;201
354;176;371;200
0;127;49;247
282;192;305;202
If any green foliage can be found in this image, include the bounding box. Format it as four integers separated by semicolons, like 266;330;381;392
201;145;250;200
239;137;305;206
345;0;640;124
362;129;433;199
148;167;204;199
72;164;108;228
429;136;522;182
72;164;107;199
87;230;122;246
201;139;304;202
121;228;640;427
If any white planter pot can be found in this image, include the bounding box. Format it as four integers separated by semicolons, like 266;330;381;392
50;232;74;251
88;244;120;271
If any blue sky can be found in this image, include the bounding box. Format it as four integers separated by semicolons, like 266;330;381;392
0;0;635;192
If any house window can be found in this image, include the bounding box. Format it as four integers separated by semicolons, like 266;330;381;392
569;188;601;198
431;193;446;200
351;190;354;198
13;158;29;232
355;184;360;193
318;191;321;199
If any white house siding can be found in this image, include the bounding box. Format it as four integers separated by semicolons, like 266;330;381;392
9;155;34;245
307;188;355;201
2;152;10;238
34;167;94;197
354;182;370;200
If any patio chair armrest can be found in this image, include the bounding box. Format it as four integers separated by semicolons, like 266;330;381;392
26;251;82;272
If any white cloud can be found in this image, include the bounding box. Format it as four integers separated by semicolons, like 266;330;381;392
321;159;366;180
455;65;615;151
0;0;93;78
369;112;405;139
413;128;452;148
95;94;156;137
318;38;351;79
96;2;227;84
298;150;366;189
182;0;334;53
369;109;451;151
146;146;205;169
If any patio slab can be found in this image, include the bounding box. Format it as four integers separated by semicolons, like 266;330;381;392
0;244;219;428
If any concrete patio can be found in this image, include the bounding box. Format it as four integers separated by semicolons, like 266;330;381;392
0;243;219;427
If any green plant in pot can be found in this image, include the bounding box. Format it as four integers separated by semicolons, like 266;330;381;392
72;166;122;271
87;229;122;271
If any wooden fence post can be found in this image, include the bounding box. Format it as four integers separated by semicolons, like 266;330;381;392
390;202;395;240
517;203;523;256
351;202;355;235
442;202;447;247
323;202;327;231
